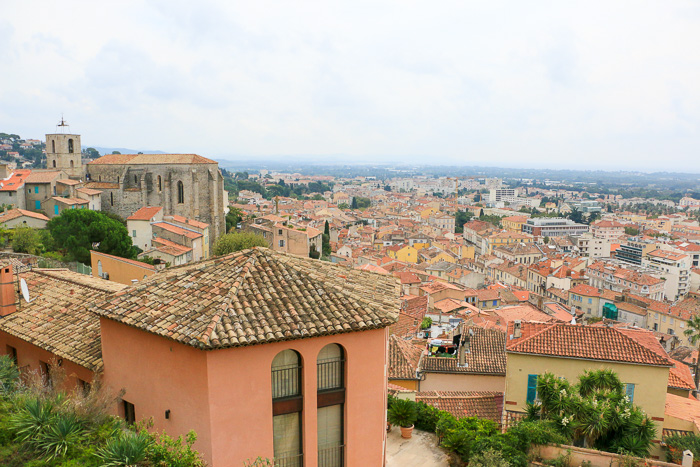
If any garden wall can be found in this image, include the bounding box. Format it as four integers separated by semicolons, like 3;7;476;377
531;444;680;467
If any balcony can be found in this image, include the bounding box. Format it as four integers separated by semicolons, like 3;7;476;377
272;364;302;400
274;452;303;467
317;358;344;392
318;444;344;467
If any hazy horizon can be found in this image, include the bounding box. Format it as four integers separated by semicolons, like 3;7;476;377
2;1;700;172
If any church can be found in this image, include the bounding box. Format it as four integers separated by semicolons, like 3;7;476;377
44;127;227;240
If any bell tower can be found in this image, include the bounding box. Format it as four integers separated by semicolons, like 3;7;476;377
45;117;82;178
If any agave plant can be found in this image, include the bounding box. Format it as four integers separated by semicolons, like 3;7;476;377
95;429;152;466
36;413;86;459
11;397;55;443
387;398;418;428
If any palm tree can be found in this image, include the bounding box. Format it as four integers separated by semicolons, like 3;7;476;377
684;314;700;395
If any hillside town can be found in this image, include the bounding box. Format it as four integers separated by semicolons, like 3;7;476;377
0;125;698;466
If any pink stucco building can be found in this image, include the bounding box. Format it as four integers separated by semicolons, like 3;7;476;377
94;248;400;466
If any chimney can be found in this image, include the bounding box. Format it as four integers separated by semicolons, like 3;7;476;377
458;339;468;367
513;320;522;338
0;164;9;180
0;265;16;317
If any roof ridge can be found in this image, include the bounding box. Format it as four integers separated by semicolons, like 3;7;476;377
612;327;673;365
507;322;556;348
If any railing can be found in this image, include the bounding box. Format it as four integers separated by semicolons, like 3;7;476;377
273;452;303;467
272;364;301;399
503;410;527;430
318;444;344;467
317;358;344;392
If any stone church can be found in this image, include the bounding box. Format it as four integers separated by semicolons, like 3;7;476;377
45;129;227;240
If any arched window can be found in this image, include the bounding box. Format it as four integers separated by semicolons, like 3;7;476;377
317;344;345;466
68;139;74;153
117;176;120;184
272;350;303;464
157;175;162;192
177;181;184;204
51;140;55;153
110;192;114;206
98;260;103;276
134;175;138;184
70;160;74;168
52;160;56;168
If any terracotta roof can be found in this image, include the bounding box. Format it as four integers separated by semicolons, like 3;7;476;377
388;335;423;380
493;304;565;324
165;215;209;230
0;169;31;192
421;327;506;375
53;197;89;206
128;206;163;221
25;171;63;184
506;322;674;367
569;284;600;297
666;393;700;424
88;153;217;165
152;222;203;239
668;359;696;391
76;187;102;196
416;391;504;423
151;237;192;254
0;269;125;371
394;271;421;284
0;209;49;223
84;182;119;189
92;248;400;350
57;179;80;185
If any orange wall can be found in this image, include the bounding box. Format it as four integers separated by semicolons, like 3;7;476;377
0;330;94;390
99;318;214;462
100;316;389;467
91;251;156;286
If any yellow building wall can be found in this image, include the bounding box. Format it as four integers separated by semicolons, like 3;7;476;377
420;207;440;219
396;246;419;264
426;252;457;265
505;353;669;443
503;219;525;233
389;379;419;391
90;251;157;286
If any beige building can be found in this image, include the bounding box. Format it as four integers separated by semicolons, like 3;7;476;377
504;322;673;453
0;209;49;229
246;218;322;258
127;206;164;252
91;250;157;285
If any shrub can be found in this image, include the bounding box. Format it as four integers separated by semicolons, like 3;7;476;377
414;401;442;432
665;433;700;463
36;412;85;459
387;398;417;428
0;355;19;395
95;430;151;466
10;398;55;444
143;428;205;467
468;448;511;467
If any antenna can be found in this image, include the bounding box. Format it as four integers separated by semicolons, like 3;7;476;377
20;278;33;303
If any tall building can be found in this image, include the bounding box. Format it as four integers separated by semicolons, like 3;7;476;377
84;153;226;240
45;118;83;178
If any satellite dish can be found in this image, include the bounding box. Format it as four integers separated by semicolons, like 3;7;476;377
20;278;33;303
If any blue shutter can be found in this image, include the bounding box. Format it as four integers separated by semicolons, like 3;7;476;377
526;374;538;403
35;200;41;210
34;186;38;194
625;383;635;403
54;205;58;215
493;300;497;306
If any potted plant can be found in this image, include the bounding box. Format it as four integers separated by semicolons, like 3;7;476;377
387;398;418;439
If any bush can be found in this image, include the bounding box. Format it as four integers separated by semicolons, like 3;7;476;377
0;355;19;395
213;231;268;255
414;401;442;432
387;398;417;428
666;433;700;463
95;430;151;466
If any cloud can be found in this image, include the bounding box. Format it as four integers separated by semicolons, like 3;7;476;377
1;0;699;171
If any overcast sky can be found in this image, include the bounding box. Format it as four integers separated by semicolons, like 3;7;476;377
1;1;699;171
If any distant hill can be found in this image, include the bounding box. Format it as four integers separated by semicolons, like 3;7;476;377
91;146;167;156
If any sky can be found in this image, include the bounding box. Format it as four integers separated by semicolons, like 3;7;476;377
1;1;700;171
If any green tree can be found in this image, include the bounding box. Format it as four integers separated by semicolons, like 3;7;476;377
83;148;100;159
11;227;42;255
684;315;700;395
624;226;640;236
48;209;136;264
225;208;243;233
322;221;331;258
454;211;473;234
543;236;550;244
567;207;583;224
212;232;267;256
111;151;121;154
351;197;358;209
338;203;349;210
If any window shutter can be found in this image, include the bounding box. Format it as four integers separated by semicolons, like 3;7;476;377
526;374;538;403
625;383;635;403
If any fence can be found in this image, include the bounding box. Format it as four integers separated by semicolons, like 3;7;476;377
0;252;91;275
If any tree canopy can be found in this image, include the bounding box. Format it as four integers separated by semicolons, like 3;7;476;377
212;232;267;256
47;209;136;264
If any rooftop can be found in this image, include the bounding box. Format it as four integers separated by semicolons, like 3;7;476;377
92;248;400;350
128;206;164;221
88;153;218;165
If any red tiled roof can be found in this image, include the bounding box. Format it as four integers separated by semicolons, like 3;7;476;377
88;153;217;165
151;237;192;254
388;335;423;380
421;327;506;375
668;359;695;391
0;208;49;223
152;222;203;239
506;322;674;367
128;206;163;221
416;391;504;423
25;171;63;184
0;169;31;191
